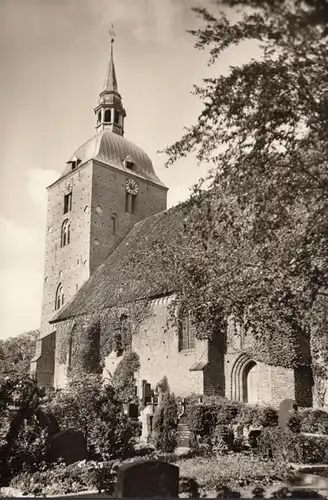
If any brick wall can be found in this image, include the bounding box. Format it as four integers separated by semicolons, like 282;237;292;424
40;163;93;338
30;331;56;387
130;296;209;397
89;161;167;273
37;157;167;387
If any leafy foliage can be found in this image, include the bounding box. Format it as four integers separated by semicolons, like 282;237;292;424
56;301;150;373
0;375;49;484
259;427;328;464
47;373;140;461
10;460;117;496
0;330;39;379
161;0;328;383
111;352;140;404
152;387;178;453
299;408;328;434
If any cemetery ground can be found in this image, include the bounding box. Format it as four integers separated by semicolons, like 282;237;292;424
1;373;328;498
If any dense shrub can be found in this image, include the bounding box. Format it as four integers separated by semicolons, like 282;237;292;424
0;375;50;484
299;409;328;435
237;405;278;428
10;460;116;496
259;427;328;464
6;417;50;478
211;425;235;455
152;390;178;453
47;373;141;461
287;412;302;433
111;352;140;405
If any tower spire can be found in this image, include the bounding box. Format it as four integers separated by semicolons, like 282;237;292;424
103;24;118;92
94;24;126;136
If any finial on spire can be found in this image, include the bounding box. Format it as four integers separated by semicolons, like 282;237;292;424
109;22;116;44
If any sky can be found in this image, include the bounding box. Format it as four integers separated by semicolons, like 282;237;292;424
0;0;259;339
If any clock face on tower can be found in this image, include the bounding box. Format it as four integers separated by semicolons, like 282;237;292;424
125;179;139;195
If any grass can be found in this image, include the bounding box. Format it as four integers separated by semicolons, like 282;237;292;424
178;453;288;493
8;452;289;497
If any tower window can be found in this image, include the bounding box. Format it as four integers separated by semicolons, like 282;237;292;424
104;109;111;122
97;111;102;123
55;284;64;310
114;109;120;125
61;219;71;247
112;214;117;235
125;193;136;214
178;312;195;351
132;195;137;214
64;192;72;214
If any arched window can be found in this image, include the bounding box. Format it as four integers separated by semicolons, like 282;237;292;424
61;219;70;247
104;109;111;122
55;284;64;310
97;111;102;123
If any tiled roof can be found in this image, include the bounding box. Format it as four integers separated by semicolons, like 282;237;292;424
58;130;167;188
51;204;188;323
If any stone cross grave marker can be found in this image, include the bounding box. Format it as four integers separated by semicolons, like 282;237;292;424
278;398;298;430
115;459;179;498
49;428;87;465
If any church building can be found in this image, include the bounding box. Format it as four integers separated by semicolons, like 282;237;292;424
31;37;313;409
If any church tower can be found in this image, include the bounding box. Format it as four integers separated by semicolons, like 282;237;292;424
31;34;168;386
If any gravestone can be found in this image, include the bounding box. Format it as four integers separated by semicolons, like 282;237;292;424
177;414;191;448
49;428;87;465
278;398;298;430
115;459;179;498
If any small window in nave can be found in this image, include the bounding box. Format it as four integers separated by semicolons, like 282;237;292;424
178;312;195;351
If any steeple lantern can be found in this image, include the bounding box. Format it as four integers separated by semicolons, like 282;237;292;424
94;27;126;136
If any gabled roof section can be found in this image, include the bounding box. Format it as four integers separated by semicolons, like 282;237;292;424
51;204;188;323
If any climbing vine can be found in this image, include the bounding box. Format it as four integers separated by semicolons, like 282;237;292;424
111;352;140;404
55;299;151;375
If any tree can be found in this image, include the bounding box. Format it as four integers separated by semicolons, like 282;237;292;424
0;375;48;484
0;330;39;379
47;373;140;460
152;386;178;453
163;0;328;396
111;352;140;405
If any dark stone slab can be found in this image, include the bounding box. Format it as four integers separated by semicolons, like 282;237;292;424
115;459;179;498
278;398;298;430
49;428;87;465
177;414;191;448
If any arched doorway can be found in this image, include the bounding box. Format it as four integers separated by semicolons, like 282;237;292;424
242;360;258;404
231;353;259;403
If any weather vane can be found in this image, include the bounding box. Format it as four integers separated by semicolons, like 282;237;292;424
109;22;116;44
